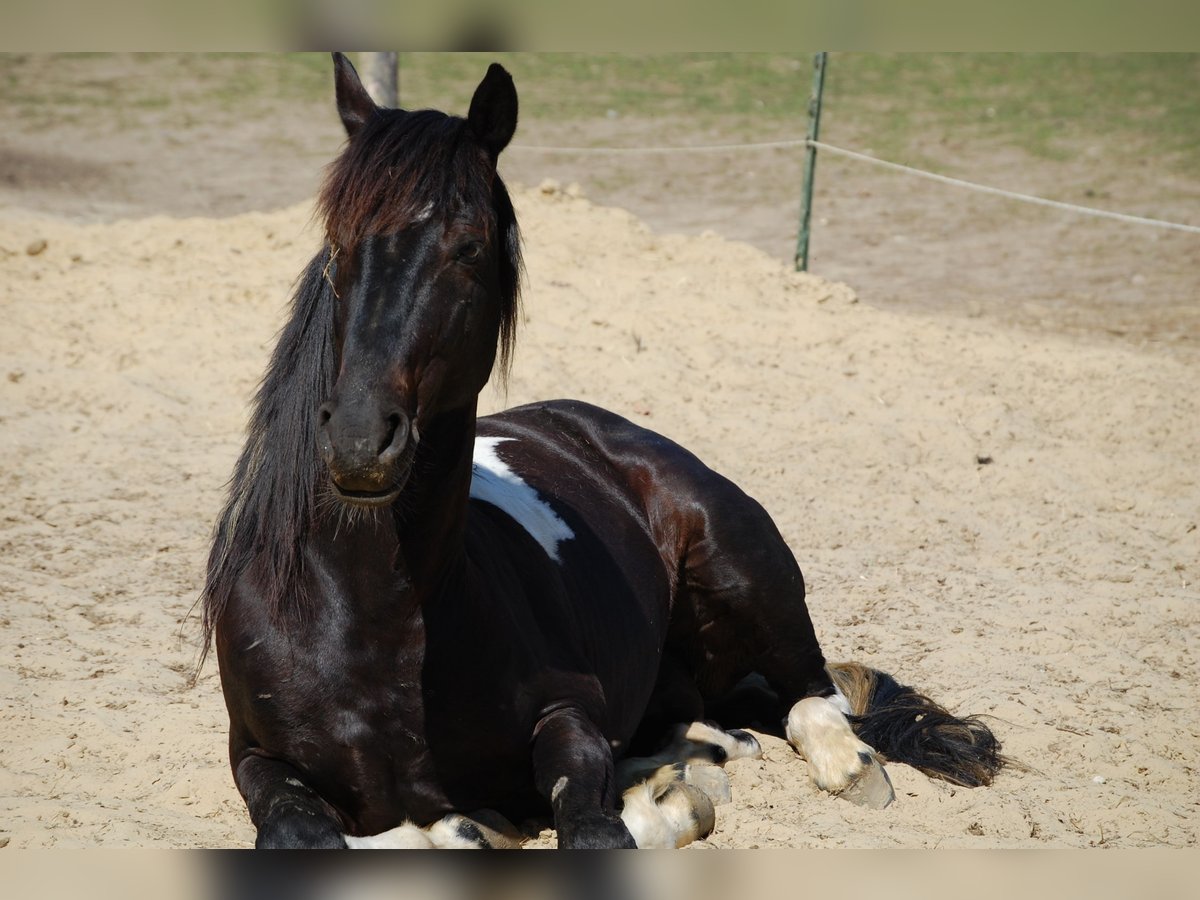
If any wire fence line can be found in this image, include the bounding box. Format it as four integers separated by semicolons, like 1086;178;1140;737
512;138;811;154
510;137;1200;236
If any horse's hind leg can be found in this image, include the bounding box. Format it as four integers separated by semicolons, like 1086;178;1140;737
668;480;893;807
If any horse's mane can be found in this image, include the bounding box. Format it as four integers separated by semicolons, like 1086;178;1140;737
198;106;522;671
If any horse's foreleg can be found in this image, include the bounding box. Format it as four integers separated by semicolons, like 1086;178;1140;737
531;708;636;849
236;755;347;849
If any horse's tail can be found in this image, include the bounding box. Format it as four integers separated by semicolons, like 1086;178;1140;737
827;662;1005;788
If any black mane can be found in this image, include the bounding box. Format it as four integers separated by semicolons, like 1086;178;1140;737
199;253;336;669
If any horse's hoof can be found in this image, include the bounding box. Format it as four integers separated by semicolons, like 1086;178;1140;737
657;782;716;847
836;753;895;809
257;811;348;849
685;764;733;805
560;812;638;849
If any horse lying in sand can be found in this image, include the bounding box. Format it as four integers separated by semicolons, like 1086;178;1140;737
201;53;1003;849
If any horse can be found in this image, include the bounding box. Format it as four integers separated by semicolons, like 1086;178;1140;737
200;53;1003;849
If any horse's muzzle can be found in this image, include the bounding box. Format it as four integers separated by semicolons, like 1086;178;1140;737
317;401;413;507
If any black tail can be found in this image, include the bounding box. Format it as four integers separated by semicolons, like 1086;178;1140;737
828;662;1005;788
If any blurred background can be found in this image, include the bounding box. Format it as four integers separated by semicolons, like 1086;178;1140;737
2;52;1197;356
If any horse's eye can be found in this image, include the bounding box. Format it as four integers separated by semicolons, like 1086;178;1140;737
456;241;484;264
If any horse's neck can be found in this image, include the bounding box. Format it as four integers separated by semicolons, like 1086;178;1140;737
394;402;479;592
312;402;479;610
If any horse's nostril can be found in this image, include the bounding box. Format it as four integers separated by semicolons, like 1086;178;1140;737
318;403;334;427
379;412;410;462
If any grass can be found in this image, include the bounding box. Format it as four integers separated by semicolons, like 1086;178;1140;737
2;53;1197;175
825;53;1200;173
395;53;1199;177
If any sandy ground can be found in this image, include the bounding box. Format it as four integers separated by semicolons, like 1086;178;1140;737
1;179;1196;848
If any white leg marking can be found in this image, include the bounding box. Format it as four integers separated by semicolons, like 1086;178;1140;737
617;721;762;793
682;722;762;761
347;812;523;850
655;782;715;848
785;696;875;793
828;686;853;718
616;720;763;849
619;782;677;849
620;769;715;849
470;437;575;562
344;823;436;849
425;816;487;849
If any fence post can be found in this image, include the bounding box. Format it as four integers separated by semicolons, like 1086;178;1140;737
360;52;398;108
795;52;828;272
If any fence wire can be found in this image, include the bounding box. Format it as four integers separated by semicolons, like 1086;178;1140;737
510;138;1200;236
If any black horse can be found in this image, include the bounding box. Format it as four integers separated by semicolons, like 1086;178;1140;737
201;54;1002;849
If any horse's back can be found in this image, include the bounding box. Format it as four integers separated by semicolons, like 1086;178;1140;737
478;398;795;574
478;398;754;536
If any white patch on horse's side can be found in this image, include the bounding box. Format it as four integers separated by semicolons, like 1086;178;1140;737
784;696;874;793
469;436;575;562
551;776;570;804
344;823;436;849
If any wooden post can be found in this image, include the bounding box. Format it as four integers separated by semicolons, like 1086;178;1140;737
795;52;828;272
360;52;398;108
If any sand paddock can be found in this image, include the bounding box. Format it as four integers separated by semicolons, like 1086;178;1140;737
1;186;1195;847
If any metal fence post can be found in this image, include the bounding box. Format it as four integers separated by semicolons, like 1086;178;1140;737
795;52;828;272
361;52;398;108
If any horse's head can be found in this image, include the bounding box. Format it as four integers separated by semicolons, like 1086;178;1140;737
315;53;521;507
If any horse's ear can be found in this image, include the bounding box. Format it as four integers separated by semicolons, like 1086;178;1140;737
468;63;518;160
332;52;379;138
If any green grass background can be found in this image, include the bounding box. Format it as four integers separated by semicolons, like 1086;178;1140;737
3;53;1197;175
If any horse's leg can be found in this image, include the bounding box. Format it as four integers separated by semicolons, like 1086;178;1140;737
740;597;893;805
670;484;894;807
425;810;524;849
617;721;761;793
616;719;759;848
236;755;347;849
531;708;636;849
346;811;522;849
619;772;716;849
628;651;706;756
